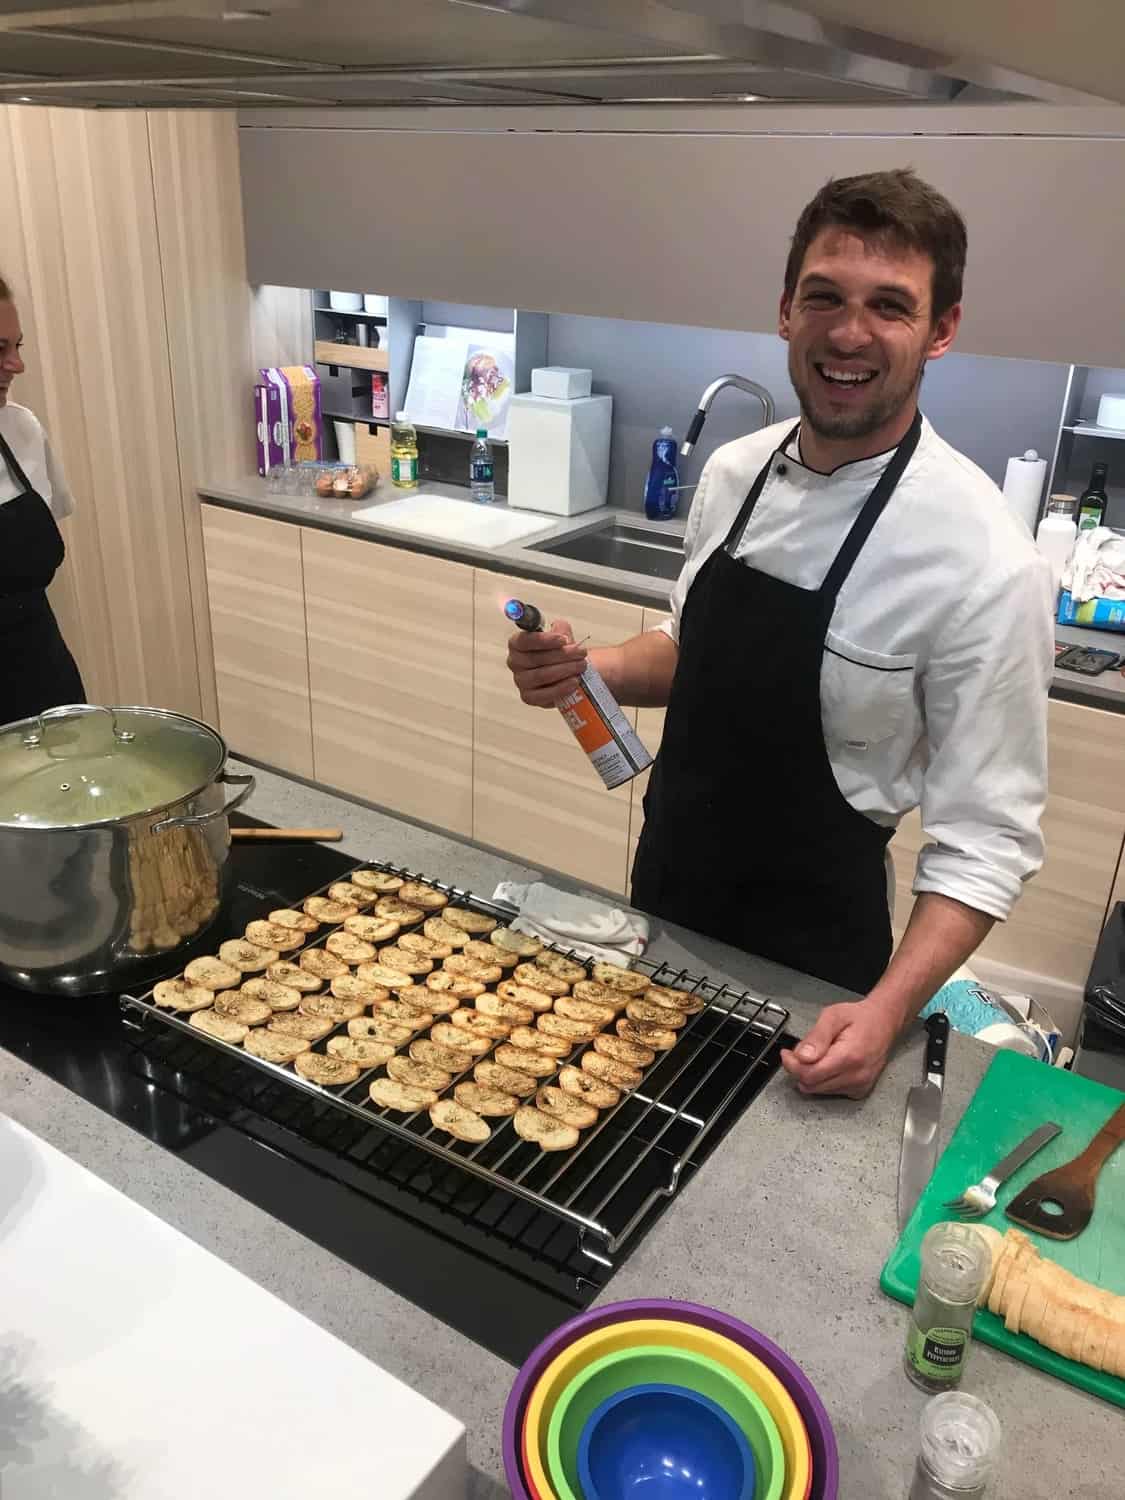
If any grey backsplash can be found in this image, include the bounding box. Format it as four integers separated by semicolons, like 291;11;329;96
544;313;1071;513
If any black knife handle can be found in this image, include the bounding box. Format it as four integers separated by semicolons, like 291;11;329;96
924;1012;949;1076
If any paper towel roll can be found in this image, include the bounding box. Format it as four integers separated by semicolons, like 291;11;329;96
333;420;356;465
1002;449;1047;534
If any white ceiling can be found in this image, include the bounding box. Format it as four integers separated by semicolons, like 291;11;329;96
0;0;1118;110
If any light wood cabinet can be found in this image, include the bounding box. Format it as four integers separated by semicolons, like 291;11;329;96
891;697;1125;989
472;573;644;894
302;531;474;836
201;506;313;775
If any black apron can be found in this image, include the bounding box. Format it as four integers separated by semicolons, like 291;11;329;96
632;412;921;996
0;427;85;725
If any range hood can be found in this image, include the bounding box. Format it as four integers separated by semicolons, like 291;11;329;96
0;0;1119;111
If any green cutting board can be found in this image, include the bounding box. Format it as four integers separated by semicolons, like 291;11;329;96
880;1050;1125;1407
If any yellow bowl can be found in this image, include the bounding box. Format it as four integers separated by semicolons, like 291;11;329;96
522;1317;811;1500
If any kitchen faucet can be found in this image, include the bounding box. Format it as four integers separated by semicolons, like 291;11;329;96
681;374;776;458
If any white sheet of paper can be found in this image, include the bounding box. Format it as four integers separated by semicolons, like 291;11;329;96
402;335;467;429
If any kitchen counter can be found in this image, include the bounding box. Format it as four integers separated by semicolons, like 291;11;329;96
3;762;1119;1500
200;476;1125;712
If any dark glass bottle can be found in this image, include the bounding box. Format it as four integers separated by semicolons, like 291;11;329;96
1077;460;1109;532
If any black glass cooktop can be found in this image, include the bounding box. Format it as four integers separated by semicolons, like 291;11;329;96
0;821;784;1364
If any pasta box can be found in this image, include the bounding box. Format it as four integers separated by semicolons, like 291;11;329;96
260;365;323;465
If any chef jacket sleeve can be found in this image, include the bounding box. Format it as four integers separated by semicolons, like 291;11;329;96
913;552;1055;920
44;433;75;521
658;453;715;645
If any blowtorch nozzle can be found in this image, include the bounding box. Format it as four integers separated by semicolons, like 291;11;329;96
504;599;544;632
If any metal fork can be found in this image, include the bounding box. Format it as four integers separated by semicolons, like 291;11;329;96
943;1122;1062;1217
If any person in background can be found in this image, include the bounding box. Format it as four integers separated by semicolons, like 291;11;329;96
505;170;1054;1099
0;272;84;723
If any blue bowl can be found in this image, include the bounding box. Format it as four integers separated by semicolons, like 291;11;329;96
577;1382;757;1500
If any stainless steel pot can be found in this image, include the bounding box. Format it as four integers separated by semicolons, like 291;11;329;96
0;704;254;995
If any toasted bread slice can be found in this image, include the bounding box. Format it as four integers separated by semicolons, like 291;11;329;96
244;1028;310;1063
536;1085;598;1130
213;990;272;1026
190;1008;248;1044
464;938;517;969
371;997;434;1029
356;962;417;992
349;868;403;893
450;1008;511;1040
268;1013;334;1042
369;1077;438;1112
184;956;241;992
425;971;485;1001
377;945;434;976
398;881;448;910
424;916;470;949
558;1064;620;1110
590;961;649;995
295;1051;361;1086
328;881;373;907
508;1025;570;1058
410;1038;472;1073
219;938;279;973
442;906;497;935
398;932;455;960
430;1021;492;1056
513;963;569;997
538;1012;597;1043
490;926;543;958
342;1014;412;1046
331;974;390;1004
497;980;554;1014
495;1042;557;1077
475;992;534;1026
455;1081;518;1117
429;1099;490;1142
266;960;323;993
626;997;687;1029
617;1017;677;1051
240;977;302;1012
327;1035;395;1067
374;897;425;924
556;994;616;1027
153;978;214;1012
572;979;630;1011
644;983;704;1015
593;1033;654;1068
444;953;503;984
343;914;401;944
299;992;365;1023
298;947;350;981
245;919;303;952
387;1054;453;1092
304;895;358;923
268;908;318;934
474;1058;538;1098
534;952;587;984
582;1051;642;1090
513;1105;579;1152
325;932;377;965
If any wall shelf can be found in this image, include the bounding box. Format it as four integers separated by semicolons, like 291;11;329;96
1063;423;1125;442
1046;366;1125;531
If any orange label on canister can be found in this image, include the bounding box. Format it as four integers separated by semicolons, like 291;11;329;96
559;685;614;753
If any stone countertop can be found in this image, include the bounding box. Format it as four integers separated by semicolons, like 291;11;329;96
200;475;1125;713
3;762;1118;1500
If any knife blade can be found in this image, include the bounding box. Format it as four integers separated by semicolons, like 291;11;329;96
896;1012;950;1230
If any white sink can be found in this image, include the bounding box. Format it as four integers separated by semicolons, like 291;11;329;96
352;493;555;549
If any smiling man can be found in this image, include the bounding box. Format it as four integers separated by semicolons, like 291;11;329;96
506;169;1054;1098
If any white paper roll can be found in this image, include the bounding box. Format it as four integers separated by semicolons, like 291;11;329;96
1002;450;1047;534
333;420;356;465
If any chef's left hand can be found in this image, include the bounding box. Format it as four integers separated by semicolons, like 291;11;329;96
780;998;901;1098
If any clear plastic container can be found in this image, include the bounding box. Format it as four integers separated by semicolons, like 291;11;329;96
905;1223;991;1392
908;1392;1002;1499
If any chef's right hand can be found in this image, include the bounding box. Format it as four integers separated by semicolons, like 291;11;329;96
507;617;588;707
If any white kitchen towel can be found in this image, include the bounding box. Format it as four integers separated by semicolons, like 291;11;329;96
1063;524;1125;601
492;881;649;966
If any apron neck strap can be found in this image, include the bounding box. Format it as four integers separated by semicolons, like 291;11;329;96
0;427;33;495
723;421;801;555
818;408;923;603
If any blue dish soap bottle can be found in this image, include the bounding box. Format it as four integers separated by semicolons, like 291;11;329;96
643;426;679;519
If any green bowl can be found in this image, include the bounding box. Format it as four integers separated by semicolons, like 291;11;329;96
546;1343;785;1500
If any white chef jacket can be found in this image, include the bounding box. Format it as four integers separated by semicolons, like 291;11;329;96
0;402;75;520
659;415;1054;922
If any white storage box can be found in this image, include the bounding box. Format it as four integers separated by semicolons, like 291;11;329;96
530;366;593;400
507;392;612;516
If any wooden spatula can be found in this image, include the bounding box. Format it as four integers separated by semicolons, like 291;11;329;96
1005;1100;1125;1239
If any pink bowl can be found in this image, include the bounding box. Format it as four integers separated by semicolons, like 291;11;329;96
503;1299;837;1500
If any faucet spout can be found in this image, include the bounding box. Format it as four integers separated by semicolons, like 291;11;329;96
681;374;776;458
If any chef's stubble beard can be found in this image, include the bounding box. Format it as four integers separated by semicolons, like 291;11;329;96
791;351;927;443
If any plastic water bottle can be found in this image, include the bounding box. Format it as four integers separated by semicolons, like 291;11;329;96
390;411;419;489
643;426;679;519
470;427;495;504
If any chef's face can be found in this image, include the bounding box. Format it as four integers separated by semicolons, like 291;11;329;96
779;228;960;446
0;300;25;407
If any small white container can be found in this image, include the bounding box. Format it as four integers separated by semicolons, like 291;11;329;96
329;290;363;312
530;366;593;400
1036;494;1078;604
1096;392;1125;430
507;392;612;516
364;293;389;317
333;419;357;465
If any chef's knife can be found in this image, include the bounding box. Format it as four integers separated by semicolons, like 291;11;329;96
896;1012;950;1230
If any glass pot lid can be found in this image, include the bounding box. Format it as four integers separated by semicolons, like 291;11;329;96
0;705;226;830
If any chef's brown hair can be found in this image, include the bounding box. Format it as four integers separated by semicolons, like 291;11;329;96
784;168;967;322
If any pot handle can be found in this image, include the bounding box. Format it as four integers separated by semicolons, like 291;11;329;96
151;772;255;833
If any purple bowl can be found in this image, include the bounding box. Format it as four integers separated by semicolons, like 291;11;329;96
502;1299;838;1500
